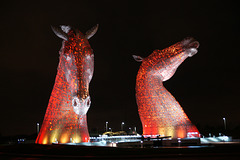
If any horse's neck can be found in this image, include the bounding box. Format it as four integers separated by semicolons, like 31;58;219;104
138;74;172;101
51;57;73;98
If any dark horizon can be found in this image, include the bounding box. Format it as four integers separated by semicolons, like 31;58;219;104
0;0;239;137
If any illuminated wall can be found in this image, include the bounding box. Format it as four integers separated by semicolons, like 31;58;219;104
36;25;98;144
134;37;200;138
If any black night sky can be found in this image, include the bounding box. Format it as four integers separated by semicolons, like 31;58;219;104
0;0;239;137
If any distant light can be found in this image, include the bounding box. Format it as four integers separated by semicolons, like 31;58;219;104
106;121;108;124
37;123;39;125
223;118;226;120
122;122;124;124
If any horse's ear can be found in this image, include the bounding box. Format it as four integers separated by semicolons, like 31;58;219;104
132;55;144;62
51;25;69;41
85;24;99;39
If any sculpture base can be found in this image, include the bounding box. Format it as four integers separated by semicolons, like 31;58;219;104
142;125;200;138
36;129;89;144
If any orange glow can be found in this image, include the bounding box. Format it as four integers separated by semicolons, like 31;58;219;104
60;132;70;143
135;37;200;138
42;136;48;145
36;26;95;144
50;129;60;143
177;127;186;138
72;134;81;143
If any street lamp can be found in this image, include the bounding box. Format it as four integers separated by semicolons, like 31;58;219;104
134;127;137;132
121;122;124;131
37;123;40;134
105;122;108;132
223;118;226;130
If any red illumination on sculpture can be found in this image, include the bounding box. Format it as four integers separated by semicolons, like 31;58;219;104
133;37;200;138
36;24;98;144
